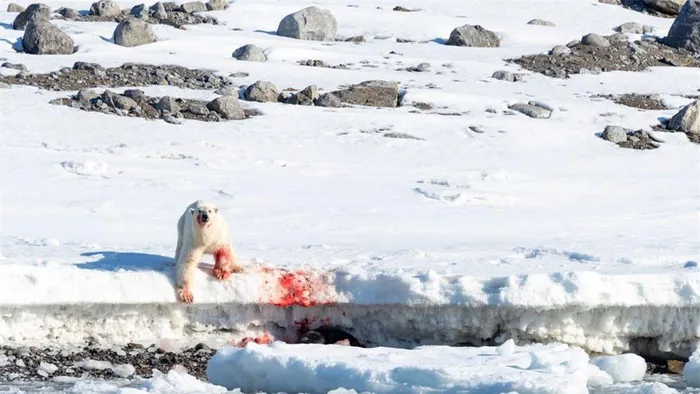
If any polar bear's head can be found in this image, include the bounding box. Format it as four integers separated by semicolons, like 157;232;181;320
190;202;219;228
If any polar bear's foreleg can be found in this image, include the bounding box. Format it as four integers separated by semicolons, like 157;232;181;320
176;247;203;303
212;245;242;280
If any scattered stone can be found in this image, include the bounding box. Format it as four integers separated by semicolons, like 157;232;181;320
392;5;414;11
445;24;500;47
667;99;700;134
344;35;365;43
664;0;700;54
156;96;180;114
667;360;685;374
616;22;644;34
285;84;318;105
207;95;245;119
550;45;572;56
0;62;233;91
12;3;50;30
396;38;415;43
315;92;342;107
491;70;522;82
56;7;80;19
180;1;207;13
619;129;662;149
22;21;74;55
601;125;630;143
510;33;700;78
77;88;99;103
527;19;555;26
508;101;552;119
596;93;666;110
89;0;121;17
149;2;168;19
1;62;27;71
331;80;399;108
130;4;149;19
206;0;227;11
276;6;338;41
245;80;278;102
7;3;25;12
232;44;266;61
582;33;610;47
113;17;157;47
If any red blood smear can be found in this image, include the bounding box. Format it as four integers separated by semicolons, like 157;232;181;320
273;271;317;307
236;333;274;347
213;248;231;263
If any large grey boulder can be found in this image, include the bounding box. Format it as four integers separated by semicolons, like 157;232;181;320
12;3;50;30
643;0;686;15
232;44;266;61
180;1;207;13
315;92;342;108
667;100;700;134
276;6;337;41
331;80;399;108
22;20;74;54
149;2;168;19
113;17;157;47
581;33;610;47
445;24;500;47
665;0;700;54
601;126;630;143
508;102;552;119
206;0;227;11
245;81;278;102
207;95;245;119
89;0;121;17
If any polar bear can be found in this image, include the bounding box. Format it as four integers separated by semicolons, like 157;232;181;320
174;200;242;303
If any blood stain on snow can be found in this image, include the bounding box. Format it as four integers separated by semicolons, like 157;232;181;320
257;266;333;308
236;333;274;348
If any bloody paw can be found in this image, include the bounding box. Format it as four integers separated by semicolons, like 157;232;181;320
178;287;194;303
212;267;231;280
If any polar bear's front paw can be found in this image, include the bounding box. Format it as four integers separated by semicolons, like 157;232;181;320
212;266;232;280
177;287;194;303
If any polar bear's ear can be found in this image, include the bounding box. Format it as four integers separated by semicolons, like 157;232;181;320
189;208;196;215
214;208;218;213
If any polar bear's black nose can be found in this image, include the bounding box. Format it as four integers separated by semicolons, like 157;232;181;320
201;212;209;222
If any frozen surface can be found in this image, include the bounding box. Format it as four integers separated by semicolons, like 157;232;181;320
686;349;700;388
206;340;590;394
590;353;647;383
0;0;699;360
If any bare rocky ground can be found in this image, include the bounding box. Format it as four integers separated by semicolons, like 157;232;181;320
600;0;680;18
594;93;668;110
0;62;233;91
52;1;218;29
510;34;700;78
0;343;215;382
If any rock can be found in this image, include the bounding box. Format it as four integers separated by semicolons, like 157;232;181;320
508;102;552;119
13;3;50;30
276;6;338;41
149;2;167;19
406;62;431;72
112;95;139;111
184;101;209;115
73;61;105;72
667;360;685;374
89;0;121;17
206;0;226;10
180;1;207;13
76;88;99;103
667;100;700;134
492;70;520;82
616;22;644;34
123;89;145;100
315;92;342;107
527;19;555;26
601;125;630;143
57;7;80;19
445;24;500;47
0;82;10;89
643;25;654;34
156;96;181;114
163;113;183;124
245;80;278;102
1;62;27;71
22;21;74;54
113;17;157;47
130;4;149;19
287;84;318;105
206;95;245;119
332;80;399;108
7;3;25;12
581;33;610;47
550;45;571;56
665;0;700;54
232;44;266;61
643;0;685;15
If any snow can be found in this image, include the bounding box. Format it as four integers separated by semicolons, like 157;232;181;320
590;353;647;383
0;0;699;375
38;361;60;375
206;341;590;394
684;349;700;388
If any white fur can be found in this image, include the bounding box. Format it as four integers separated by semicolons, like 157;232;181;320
175;200;240;303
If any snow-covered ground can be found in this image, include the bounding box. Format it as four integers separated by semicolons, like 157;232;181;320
1;0;700;392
